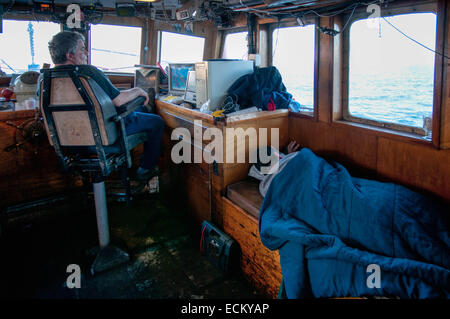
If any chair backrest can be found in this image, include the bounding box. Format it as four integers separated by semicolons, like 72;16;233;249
40;65;118;148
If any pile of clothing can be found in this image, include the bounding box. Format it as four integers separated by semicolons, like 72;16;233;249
226;66;301;112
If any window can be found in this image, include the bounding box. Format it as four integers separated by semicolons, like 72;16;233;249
222;31;248;59
159;31;205;70
90;24;142;73
272;24;316;115
0;20;60;74
347;12;437;137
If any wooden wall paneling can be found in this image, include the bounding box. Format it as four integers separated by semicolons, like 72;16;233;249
332;15;343;121
289;117;336;153
107;74;134;90
222;162;253;187
197;21;217;60
441;61;450;149
149;20;160;66
223;119;287;167
223;122;258;177
439;0;450;149
222;197;282;298
333;125;378;176
141;18;155;65
161;131;212;226
317;17;333;123
258;116;290;149
313;16;320;120
0;111;75;207
214;30;224;59
229;13;248;28
432;0;447;148
100;15;144;27
289;117;378;177
258;23;270;67
211;169;225;227
0;170;74;207
376;138;450;201
0;77;12;87
181;162;212;225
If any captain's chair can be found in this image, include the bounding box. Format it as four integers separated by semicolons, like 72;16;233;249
39;65;148;274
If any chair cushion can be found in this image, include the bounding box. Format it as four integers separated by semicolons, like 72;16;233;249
226;179;263;219
126;132;148;150
64;132;147;154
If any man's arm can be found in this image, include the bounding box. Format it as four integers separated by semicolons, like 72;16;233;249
112;87;149;107
80;65;149;107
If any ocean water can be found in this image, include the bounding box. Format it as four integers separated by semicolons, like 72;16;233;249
287;66;434;128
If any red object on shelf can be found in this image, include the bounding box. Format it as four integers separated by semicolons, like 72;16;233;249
0;88;14;100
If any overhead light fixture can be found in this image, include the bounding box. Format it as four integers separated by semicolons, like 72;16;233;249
33;1;55;14
116;3;136;17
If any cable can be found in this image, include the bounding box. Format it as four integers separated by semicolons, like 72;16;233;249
0;59;16;73
200;224;207;254
341;2;359;33
382;16;449;60
238;0;276;16
4;0;15;14
316;2;359;36
304;1;366;19
161;1;170;23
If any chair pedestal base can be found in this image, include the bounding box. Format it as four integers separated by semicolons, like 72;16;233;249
90;181;129;275
90;245;130;275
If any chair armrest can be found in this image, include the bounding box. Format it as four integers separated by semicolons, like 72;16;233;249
113;96;146;122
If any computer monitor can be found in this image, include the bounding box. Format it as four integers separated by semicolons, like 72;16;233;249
135;66;160;94
168;63;195;95
183;70;196;105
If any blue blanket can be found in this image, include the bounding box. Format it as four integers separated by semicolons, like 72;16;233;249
259;148;450;298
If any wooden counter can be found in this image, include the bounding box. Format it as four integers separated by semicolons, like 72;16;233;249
156;100;289;227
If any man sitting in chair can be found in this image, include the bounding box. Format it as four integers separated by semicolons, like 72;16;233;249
41;31;164;181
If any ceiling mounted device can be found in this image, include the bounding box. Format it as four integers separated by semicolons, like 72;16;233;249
116;2;136;16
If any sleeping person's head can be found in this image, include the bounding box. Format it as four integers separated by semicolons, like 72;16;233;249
254;146;282;175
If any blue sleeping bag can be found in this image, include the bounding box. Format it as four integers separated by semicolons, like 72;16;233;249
259;148;450;298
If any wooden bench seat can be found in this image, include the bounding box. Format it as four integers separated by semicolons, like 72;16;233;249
226;179;263;220
223;178;282;298
224;179;368;300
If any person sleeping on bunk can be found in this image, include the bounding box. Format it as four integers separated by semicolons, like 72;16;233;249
248;140;300;197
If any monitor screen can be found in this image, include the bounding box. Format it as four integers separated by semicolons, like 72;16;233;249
183;70;196;105
185;71;196;93
168;63;195;95
135;66;160;94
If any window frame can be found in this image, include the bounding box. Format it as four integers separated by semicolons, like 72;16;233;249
269;17;319;119
0;17;62;74
157;30;206;65
220;27;249;59
340;1;444;146
89;21;144;75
